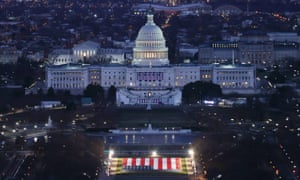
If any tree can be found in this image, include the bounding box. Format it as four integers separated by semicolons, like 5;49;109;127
47;87;55;97
37;88;43;96
84;84;104;102
193;52;199;61
182;81;222;104
267;70;286;84
66;102;76;111
23;76;34;88
14;57;40;86
107;85;117;104
269;86;297;109
63;90;71;97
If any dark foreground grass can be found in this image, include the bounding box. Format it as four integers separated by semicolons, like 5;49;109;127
115;107;190;128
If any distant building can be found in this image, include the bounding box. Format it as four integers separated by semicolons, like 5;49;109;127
200;65;213;81
0;47;22;64
46;64;92;95
200;31;300;67
178;43;198;59
198;41;238;64
48;49;73;65
212;64;256;94
26;51;44;62
48;42;129;65
239;30;270;42
132;3;212;16
238;41;273;68
46;14;257;105
99;48;125;64
72;41;100;61
273;41;300;62
267;32;300;43
213;5;243;16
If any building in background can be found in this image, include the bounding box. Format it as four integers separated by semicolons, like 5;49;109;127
0;46;22;64
198;41;238;64
132;3;212;16
213;5;242;16
72;41;100;62
273;41;299;63
198;30;300;68
267;32;300;43
213;64;256;94
46;14;257;105
48;49;73;65
99;48;126;64
238;31;273;68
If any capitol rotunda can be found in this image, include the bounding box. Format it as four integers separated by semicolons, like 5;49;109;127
132;14;169;66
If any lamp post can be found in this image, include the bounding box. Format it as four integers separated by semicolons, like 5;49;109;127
146;91;152;110
189;148;197;175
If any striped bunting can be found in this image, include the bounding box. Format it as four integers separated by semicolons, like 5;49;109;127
109;157;194;175
121;157;182;170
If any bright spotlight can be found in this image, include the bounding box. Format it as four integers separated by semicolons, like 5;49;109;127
152;151;157;157
109;149;114;154
188;149;194;157
108;149;114;159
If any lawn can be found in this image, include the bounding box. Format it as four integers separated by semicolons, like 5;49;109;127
115;107;190;128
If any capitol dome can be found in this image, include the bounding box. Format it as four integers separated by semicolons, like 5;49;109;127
132;14;169;66
136;14;165;42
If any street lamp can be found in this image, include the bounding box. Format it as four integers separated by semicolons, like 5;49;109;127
188;149;194;158
147;91;152;110
189;148;197;174
109;149;114;160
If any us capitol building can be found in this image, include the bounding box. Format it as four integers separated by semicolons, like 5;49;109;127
46;14;256;106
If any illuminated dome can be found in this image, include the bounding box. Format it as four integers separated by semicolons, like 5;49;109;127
132;14;169;66
136;14;165;42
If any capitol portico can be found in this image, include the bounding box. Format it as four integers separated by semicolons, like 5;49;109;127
46;13;257;105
